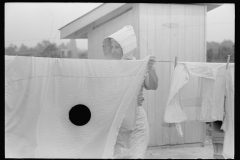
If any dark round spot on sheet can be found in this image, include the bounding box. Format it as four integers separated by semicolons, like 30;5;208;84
69;104;91;126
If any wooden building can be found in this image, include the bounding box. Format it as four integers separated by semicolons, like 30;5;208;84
59;3;222;146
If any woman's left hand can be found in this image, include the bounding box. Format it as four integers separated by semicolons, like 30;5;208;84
148;55;156;69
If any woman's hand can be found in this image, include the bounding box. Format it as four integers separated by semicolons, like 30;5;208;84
144;55;158;90
148;55;156;70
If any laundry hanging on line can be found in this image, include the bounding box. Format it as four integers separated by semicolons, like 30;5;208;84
164;62;227;124
221;63;234;159
164;61;228;138
5;55;150;158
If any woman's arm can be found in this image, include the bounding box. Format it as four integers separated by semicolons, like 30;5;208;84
144;56;158;90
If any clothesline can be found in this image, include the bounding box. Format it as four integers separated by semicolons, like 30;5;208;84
155;55;230;68
155;57;178;68
155;60;174;63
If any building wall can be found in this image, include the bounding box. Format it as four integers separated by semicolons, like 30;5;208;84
138;3;207;146
88;3;207;147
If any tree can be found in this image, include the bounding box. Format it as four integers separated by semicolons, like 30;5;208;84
35;42;45;53
4;40;88;59
78;50;87;59
5;44;17;55
18;44;29;55
220;46;228;61
58;42;68;50
37;43;60;58
206;48;213;62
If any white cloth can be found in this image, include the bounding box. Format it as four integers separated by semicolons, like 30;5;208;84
114;106;149;159
113;73;150;159
164;62;227;124
5;55;150;158
221;63;234;159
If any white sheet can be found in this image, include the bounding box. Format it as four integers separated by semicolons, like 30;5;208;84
5;55;150;158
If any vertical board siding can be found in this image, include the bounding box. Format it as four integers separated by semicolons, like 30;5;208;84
161;3;171;145
138;3;206;146
139;3;148;116
199;5;205;62
126;9;133;27
190;5;201;143
169;4;179;145
147;3;156;146
176;4;186;145
203;5;207;62
184;4;206;144
192;5;201;62
198;5;206;143
155;3;163;146
184;4;194;144
132;4;140;60
199;5;207;143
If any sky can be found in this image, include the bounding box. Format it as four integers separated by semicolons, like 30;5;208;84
206;3;235;43
5;3;235;50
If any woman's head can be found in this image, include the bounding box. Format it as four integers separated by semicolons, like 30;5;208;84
102;38;123;60
110;38;123;60
102;25;137;60
102;38;113;59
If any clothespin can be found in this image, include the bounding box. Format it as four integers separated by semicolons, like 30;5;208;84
226;55;230;69
174;56;178;68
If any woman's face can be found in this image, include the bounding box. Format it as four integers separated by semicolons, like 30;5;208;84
103;39;113;60
111;39;123;60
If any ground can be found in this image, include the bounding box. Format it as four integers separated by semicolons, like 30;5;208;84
145;139;213;159
145;124;214;159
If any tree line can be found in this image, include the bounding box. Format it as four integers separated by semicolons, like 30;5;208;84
5;40;88;59
206;40;234;63
5;39;235;62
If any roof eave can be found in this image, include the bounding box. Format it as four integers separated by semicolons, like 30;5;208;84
195;3;223;12
59;3;126;39
60;3;223;39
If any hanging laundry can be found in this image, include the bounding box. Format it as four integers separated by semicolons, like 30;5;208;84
164;62;227;124
221;63;234;159
5;55;150;158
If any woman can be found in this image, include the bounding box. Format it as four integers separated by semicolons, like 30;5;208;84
102;25;158;159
